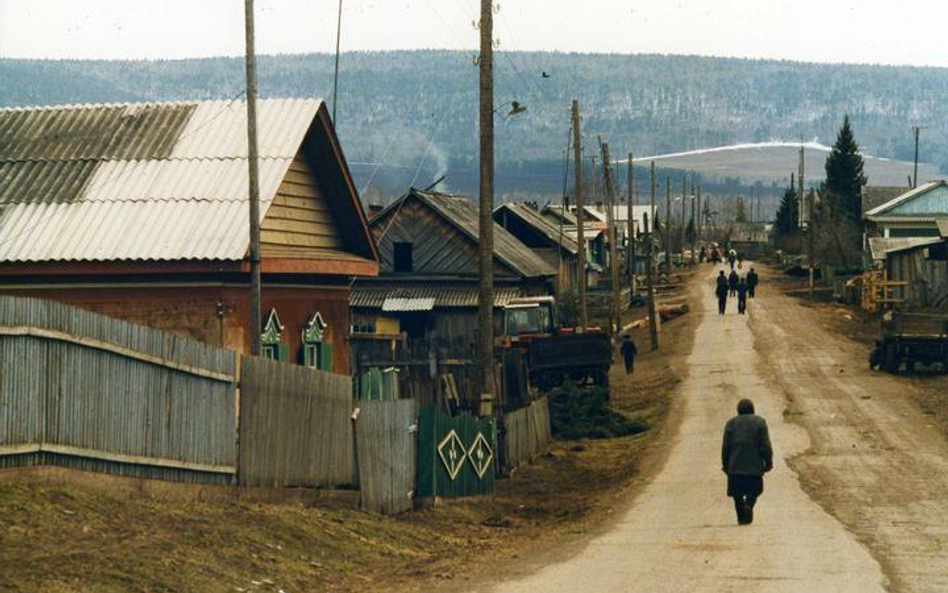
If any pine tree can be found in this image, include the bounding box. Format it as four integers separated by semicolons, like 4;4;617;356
823;115;868;220
774;186;798;238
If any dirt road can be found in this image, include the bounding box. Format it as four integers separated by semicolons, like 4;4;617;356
488;264;948;592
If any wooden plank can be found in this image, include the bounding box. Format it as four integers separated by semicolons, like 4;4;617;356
260;230;343;249
273;193;330;210
266;204;333;223
261;217;340;237
0;326;235;383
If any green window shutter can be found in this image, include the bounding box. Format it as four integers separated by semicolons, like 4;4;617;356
303;344;315;367
319;343;333;372
275;343;289;362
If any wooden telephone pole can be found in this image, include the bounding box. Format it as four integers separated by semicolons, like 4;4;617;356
665;176;671;270
571;100;587;330
601;142;622;337
646;162;659;350
690;180;697;264
680;175;687;263
627;153;635;294
243;0;262;356
476;0;495;410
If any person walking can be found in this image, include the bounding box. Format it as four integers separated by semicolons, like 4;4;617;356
727;250;737;270
746;267;759;298
620;334;638;375
721;398;773;525
711;248;720;265
737;277;749;314
728;269;739;297
716;271;729;315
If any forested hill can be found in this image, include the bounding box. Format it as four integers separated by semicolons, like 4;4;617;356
2;51;947;199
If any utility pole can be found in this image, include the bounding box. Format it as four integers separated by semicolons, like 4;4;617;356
559;128;571;294
697;185;703;243
647;161;659;350
807;188;816;296
601;142;621;337
331;0;343;122
680;175;687;263
627;153;635;294
798;139;805;230
665;176;671;270
912;126;921;188
244;0;263;356
572;100;587;330
476;0;495;411
690;182;697;264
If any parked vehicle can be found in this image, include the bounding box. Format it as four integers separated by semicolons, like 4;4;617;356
500;297;613;391
880;312;948;374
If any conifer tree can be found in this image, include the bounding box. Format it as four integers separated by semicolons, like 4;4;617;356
774;186;799;238
823;115;867;220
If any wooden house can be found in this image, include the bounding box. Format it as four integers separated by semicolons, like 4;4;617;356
493;203;579;292
865;181;948;239
882;233;948;309
351;189;555;355
540;204;607;283
0;99;379;375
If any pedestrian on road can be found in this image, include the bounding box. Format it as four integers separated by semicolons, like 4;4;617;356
711;247;720;265
737;278;749;314
869;340;885;371
716;271;729;315
620;334;638;375
722;398;773;525
728;269;739;297
747;267;759;298
728;250;737;270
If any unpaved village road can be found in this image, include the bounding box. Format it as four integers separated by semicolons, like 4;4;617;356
487;265;948;593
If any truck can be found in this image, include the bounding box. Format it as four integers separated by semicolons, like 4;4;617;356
500;297;613;391
880;312;948;374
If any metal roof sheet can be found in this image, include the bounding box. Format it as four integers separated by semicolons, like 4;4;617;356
351;282;522;309
494;203;579;255
867;236;939;261
865;180;946;217
0;98;322;262
382;297;436;312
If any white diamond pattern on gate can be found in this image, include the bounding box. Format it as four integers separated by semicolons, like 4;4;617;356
437;429;467;481
467;431;494;479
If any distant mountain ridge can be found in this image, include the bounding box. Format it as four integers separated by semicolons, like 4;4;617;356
2;51;946;199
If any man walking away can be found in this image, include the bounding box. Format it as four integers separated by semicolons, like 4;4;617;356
747;267;759;298
869;340;885;370
727;250;737;270
620;334;638;375
737;277;749;314
728;269;739;297
721;398;773;525
716;271;729;315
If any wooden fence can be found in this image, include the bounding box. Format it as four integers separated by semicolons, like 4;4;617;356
502;397;551;473
238;356;355;488
416;406;495;499
0;296;238;484
354;399;418;514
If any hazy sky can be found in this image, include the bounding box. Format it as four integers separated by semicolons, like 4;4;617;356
1;0;945;67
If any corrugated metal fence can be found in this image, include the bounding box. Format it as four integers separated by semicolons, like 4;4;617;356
238;356;355;488
0;296;237;484
354;399;418;514
502;397;551;472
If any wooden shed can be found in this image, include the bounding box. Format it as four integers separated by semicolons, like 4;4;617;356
0;98;379;375
885;237;948;309
493;202;579;293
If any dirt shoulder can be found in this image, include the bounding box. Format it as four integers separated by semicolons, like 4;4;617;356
0;271;701;593
770;264;948;439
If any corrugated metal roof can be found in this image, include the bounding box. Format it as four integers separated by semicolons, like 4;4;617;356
382;297;436;312
351;282;522;309
0;98;321;263
865;180;946;217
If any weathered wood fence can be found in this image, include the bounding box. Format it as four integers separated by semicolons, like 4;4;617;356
239;356;355;488
502;397;551;472
0;296;354;488
354;399;418;514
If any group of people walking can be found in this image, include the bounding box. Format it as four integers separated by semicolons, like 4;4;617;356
716;266;759;315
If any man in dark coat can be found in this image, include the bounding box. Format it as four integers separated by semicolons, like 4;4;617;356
736;278;749;314
722;399;773;525
620;334;638;375
869;340;885;370
727;250;737;270
746;268;759;298
728;269;739;297
716;271;729;315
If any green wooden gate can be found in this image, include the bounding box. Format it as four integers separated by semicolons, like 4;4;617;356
416;406;495;498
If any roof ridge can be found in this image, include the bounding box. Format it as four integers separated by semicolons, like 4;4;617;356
0;96;324;113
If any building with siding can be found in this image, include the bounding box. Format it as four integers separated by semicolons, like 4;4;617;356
0;99;379;374
865;180;948;239
493;203;579;293
883;236;948;309
351;188;555;354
